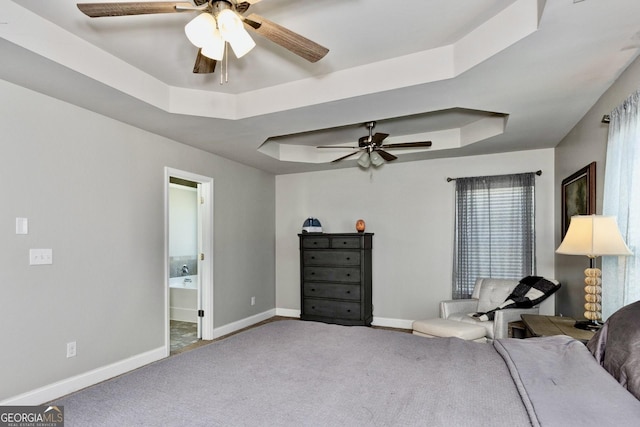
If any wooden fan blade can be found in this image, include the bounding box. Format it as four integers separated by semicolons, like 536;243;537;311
317;145;359;149
376;150;397;161
237;0;262;7
193;50;216;74
243;13;329;63
77;2;194;18
382;141;432;149
331;151;361;163
371;132;389;146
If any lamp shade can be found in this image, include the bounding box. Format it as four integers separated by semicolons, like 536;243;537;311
370;151;384;167
216;8;243;34
556;215;632;257
217;8;255;58
185;13;217;48
357;152;371;168
225;27;255;58
200;27;225;61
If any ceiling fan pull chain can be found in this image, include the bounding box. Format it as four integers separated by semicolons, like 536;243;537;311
224;43;229;83
219;43;226;85
219;42;229;85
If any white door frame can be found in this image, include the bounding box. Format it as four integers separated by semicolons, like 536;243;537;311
164;167;214;357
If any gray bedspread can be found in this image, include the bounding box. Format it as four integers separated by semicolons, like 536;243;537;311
56;320;531;426
53;320;640;426
495;335;640;427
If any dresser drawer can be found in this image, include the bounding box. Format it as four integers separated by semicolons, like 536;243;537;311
301;237;330;248
303;267;360;283
303;298;361;320
330;237;362;248
303;251;361;266
303;282;361;300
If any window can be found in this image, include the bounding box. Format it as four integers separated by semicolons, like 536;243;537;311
602;89;640;318
452;173;536;299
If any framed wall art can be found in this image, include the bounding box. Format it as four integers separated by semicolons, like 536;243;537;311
561;162;596;238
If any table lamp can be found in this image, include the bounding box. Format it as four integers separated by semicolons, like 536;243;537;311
556;215;632;330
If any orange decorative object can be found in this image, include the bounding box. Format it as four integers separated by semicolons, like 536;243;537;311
356;219;366;233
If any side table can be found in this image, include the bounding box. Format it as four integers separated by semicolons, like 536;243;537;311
521;314;595;344
508;320;527;339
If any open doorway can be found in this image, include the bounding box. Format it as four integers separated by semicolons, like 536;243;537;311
164;168;214;357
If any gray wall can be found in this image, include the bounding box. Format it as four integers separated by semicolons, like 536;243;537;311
0;79;275;400
554;56;640;318
276;149;556;325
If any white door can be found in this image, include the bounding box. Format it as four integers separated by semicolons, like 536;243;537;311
165;168;214;357
196;182;203;339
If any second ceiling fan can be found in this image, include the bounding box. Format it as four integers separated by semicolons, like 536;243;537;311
317;121;433;168
76;0;329;74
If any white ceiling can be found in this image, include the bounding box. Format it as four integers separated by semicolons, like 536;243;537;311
2;0;640;174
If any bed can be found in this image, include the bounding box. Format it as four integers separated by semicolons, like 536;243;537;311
54;302;640;426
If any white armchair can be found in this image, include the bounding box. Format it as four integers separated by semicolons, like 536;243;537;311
439;277;558;340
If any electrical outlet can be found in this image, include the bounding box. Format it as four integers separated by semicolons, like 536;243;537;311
251;296;255;306
66;341;77;358
29;248;53;265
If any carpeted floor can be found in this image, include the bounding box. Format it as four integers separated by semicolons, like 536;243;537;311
171;316;410;355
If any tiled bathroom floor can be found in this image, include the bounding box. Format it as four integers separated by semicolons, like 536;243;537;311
170;320;199;354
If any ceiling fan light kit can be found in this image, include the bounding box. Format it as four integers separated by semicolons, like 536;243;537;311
185;5;254;60
317;121;433;169
77;0;329;75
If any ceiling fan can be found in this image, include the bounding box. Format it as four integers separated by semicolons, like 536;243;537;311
76;0;329;74
317;122;433;168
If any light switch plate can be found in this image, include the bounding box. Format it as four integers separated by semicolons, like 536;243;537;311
66;341;76;358
30;249;53;265
16;218;28;234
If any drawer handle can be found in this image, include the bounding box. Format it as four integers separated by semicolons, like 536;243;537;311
343;241;347;245
346;257;350;260
347;309;351;313
311;256;315;259
346;273;350;277
311;288;316;292
311;272;315;275
346;290;351;294
313;242;318;245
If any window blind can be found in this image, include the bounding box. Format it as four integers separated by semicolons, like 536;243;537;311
453;173;536;299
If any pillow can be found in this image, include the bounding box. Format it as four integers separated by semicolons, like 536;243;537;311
587;300;640;400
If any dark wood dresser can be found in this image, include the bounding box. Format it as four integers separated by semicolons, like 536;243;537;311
299;233;373;326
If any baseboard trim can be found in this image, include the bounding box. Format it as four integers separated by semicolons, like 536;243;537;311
275;308;300;318
0;346;166;406
371;316;414;330
212;309;277;339
274;308;413;330
170;306;197;323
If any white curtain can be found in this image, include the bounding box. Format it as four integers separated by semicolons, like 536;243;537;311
602;89;640;318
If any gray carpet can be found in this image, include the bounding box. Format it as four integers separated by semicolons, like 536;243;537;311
53;320;530;426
